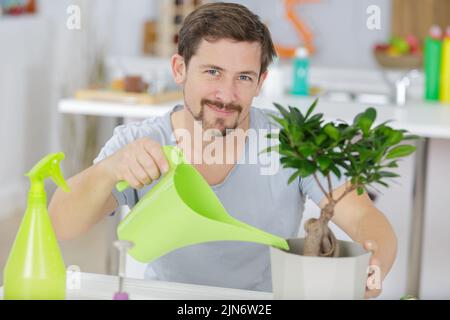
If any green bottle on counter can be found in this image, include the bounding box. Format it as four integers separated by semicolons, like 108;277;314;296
424;25;443;101
3;153;70;300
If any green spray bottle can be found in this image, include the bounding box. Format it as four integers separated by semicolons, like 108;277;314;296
3;152;70;300
424;25;443;101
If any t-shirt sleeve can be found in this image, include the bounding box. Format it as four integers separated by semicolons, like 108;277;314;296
93;124;140;214
299;170;348;206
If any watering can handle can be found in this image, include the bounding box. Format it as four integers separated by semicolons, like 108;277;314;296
115;145;185;192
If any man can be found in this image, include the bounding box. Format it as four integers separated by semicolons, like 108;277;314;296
49;2;396;298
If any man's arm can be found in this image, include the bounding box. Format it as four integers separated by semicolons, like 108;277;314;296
320;181;398;297
49;138;169;241
49;161;118;241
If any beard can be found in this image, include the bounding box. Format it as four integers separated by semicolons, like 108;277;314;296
185;97;244;137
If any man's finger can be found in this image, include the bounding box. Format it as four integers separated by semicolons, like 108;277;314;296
365;288;381;299
364;240;378;253
369;257;380;270
142;139;170;173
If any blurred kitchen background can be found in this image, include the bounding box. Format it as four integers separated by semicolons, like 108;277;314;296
1;0;449;299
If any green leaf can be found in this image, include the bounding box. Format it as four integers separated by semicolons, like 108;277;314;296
298;160;317;177
324;123;341;141
305;98;319;119
308;113;323;123
341;125;357;138
279;148;299;159
357;186;365;195
290;125;304;143
273;102;290;119
373;119;394;129
364;107;377;122
279;130;289;144
268;114;289;130
354;108;376;135
317;155;332;171
281;157;304;169
314;133;328;146
288;170;301;184
265;132;279;139
357;147;373;163
386;145;416;159
289;106;305;125
258;144;279;155
403;134;421;141
384;160;399;168
373;180;389;188
357;117;373;135
386;130;404;145
329;164;342;179
298;144;316;158
353;111;364;126
377;171;400;178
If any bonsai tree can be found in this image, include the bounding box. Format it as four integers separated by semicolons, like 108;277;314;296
264;99;418;257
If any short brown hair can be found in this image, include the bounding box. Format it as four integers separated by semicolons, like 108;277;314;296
177;2;277;79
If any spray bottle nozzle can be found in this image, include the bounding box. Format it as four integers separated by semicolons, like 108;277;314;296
26;152;70;193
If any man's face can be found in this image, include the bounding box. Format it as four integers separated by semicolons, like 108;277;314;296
172;38;267;136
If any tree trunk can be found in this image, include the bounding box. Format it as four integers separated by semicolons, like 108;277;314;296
303;203;340;257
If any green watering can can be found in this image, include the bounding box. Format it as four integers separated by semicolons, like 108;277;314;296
116;146;289;263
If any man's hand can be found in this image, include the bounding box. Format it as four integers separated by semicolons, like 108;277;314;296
101;138;170;189
364;240;383;299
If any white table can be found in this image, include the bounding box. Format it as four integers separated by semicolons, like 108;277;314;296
58;99;178;118
58;96;450;139
0;272;272;300
58;95;450;298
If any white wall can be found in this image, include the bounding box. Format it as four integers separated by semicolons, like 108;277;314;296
219;0;391;69
0;0;153;219
0;16;54;218
39;0;393;69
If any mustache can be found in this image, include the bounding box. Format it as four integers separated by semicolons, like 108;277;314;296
201;99;242;113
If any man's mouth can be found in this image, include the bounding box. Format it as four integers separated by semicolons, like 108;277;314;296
206;103;237;116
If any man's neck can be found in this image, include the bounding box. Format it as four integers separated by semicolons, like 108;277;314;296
170;105;250;165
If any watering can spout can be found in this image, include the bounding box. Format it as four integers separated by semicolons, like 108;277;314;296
117;146;289;263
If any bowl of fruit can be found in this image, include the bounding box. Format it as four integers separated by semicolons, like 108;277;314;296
374;35;422;69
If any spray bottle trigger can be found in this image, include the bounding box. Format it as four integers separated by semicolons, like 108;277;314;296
50;160;70;193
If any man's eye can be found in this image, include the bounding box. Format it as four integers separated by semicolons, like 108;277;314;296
206;69;219;76
239;75;252;81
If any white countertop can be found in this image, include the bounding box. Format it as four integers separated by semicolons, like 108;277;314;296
58;95;450;139
0;272;272;300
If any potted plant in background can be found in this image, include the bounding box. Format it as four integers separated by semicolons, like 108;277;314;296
264;99;418;299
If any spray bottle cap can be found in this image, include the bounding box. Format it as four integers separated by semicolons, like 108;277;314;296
26;152;70;195
429;25;443;39
445;26;450;38
295;47;309;59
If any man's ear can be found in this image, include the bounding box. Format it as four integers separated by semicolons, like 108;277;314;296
171;54;187;85
255;70;269;97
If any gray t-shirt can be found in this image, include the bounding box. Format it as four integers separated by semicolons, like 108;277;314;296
94;104;346;292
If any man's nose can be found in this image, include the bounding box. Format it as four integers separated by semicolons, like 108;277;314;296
214;77;238;105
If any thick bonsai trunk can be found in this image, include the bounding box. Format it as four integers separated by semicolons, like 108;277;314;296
303;202;340;257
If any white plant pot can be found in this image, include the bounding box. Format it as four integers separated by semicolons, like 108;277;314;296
270;238;371;300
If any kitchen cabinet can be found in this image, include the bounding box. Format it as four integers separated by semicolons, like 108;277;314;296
366;149;415;299
392;0;450;44
420;139;450;299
